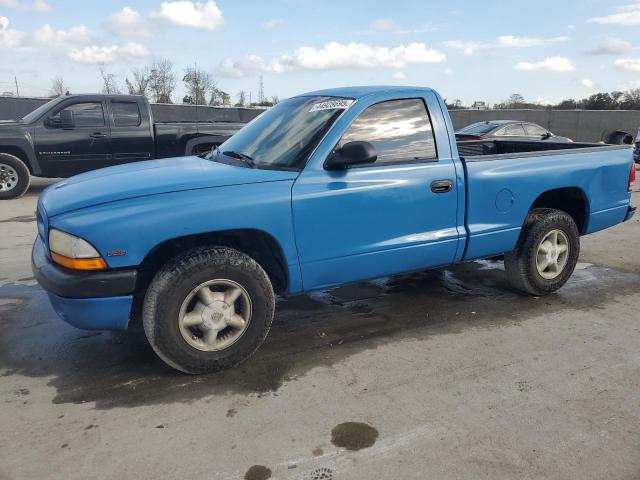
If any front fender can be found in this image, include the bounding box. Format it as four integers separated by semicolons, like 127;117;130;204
0;129;41;175
49;181;304;293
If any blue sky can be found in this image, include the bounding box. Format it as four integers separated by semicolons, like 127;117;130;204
1;0;639;105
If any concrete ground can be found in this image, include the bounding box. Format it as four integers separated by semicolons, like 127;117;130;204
1;178;639;480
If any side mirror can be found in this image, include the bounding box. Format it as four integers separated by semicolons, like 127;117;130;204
325;141;377;170
541;132;552;140
59;109;75;128
48;109;75;128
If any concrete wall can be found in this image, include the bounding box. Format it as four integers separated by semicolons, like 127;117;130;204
1;96;639;143
449;109;640;143
0;96;264;123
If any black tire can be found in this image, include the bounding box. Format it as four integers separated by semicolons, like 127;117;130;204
142;246;275;374
0;153;30;200
504;208;580;296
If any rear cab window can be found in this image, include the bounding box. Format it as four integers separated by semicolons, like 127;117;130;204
339;98;437;165
112;101;141;127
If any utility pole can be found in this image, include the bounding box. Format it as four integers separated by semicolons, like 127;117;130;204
258;76;264;104
14;76;19;97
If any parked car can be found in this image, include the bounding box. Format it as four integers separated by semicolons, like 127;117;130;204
456;120;573;142
0;94;245;199
32;86;636;374
634;128;640;164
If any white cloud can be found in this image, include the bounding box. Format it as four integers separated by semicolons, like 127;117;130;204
581;78;595;88
497;35;569;47
444;67;455;76
68;42;149;64
588;2;640;25
0;17;24;48
30;24;91;47
446;35;570;55
443;40;489;55
151;1;224;30
615;57;640;71
262;18;282;30
587;37;633;55
108;7;153;39
393;71;406;80
216;41;446;77
514;56;575;72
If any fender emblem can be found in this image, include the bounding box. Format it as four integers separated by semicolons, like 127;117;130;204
107;250;127;257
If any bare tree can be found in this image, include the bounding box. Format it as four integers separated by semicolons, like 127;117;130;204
236;90;246;107
99;66;121;94
183;66;215;105
270;95;279;105
49;76;67;97
125;67;151;97
149;59;177;104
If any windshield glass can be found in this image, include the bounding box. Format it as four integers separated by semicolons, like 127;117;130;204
217;96;353;170
21;97;65;123
457;122;498;135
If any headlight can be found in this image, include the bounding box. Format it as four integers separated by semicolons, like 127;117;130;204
48;229;106;271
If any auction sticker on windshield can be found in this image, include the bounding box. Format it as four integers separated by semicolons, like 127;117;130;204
309;99;355;112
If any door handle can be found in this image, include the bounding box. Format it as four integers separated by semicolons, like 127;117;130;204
431;180;453;194
90;132;106;139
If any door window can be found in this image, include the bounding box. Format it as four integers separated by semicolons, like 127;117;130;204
501;124;526;136
339;99;437;164
524;123;548;136
50;102;105;127
112;102;141;127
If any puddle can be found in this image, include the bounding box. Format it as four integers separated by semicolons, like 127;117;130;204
0;261;638;410
244;465;272;480
331;422;379;451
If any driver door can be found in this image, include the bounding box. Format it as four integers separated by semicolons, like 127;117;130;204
292;96;461;290
35;97;111;177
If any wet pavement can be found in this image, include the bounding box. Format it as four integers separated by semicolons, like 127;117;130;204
0;180;639;480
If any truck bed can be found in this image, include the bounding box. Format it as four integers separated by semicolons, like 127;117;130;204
456;139;628;160
458;141;633;262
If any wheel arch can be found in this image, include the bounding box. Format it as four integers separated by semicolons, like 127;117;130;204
136;228;289;295
528;187;589;234
0;146;35;174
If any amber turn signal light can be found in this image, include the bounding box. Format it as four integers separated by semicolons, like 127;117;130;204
51;252;107;271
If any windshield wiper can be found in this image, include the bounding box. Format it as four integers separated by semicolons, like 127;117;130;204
223;150;256;168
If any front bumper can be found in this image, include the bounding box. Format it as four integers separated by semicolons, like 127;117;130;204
32;236;137;330
624;205;636;222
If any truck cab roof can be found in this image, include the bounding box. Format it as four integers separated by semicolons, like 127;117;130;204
299;85;437;100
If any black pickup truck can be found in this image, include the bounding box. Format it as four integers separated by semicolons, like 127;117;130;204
0;94;246;199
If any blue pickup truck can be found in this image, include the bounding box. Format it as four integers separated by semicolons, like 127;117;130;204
32;86;636;374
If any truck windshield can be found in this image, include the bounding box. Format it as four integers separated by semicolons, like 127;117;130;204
216;96;353;170
21;97;66;123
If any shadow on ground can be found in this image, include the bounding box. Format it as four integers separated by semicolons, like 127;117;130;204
0;260;637;409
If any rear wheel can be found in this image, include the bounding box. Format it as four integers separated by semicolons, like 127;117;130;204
504;208;580;296
142;246;275;374
0;153;30;200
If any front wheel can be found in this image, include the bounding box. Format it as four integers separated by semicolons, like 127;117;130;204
0;153;31;200
142;247;275;374
504;208;580;296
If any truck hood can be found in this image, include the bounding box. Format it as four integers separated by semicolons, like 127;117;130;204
40;156;299;217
